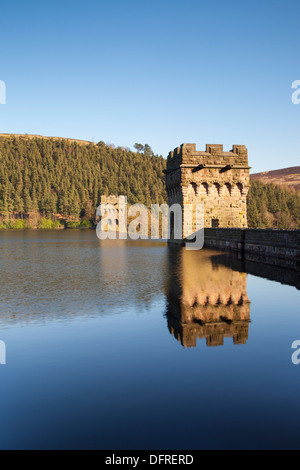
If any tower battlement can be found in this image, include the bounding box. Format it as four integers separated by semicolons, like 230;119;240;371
167;143;249;170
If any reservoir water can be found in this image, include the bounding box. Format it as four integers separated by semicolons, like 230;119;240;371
0;230;299;449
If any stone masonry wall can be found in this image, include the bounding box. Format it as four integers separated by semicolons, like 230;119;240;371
165;143;251;238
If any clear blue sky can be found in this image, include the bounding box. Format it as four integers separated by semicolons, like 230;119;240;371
0;0;299;172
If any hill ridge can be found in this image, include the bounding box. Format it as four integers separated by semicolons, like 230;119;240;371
0;133;93;146
251;166;300;191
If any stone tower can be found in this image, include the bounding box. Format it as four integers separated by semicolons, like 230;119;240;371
165;143;250;237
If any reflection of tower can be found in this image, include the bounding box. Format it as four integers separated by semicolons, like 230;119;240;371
166;248;251;348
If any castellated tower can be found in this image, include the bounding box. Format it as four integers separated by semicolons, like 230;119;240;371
165;143;251;234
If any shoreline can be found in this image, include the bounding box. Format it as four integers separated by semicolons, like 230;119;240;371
0;226;95;231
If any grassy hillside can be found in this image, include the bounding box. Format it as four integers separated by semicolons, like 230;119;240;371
251;167;300;192
0;133;93;145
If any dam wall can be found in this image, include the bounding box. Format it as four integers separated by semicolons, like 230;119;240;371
204;228;300;269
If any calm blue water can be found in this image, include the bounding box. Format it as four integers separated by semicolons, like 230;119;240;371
0;230;299;450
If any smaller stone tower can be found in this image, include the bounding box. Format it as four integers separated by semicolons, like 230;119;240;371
165;143;250;236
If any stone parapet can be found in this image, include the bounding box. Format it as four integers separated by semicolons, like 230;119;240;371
203;228;300;268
